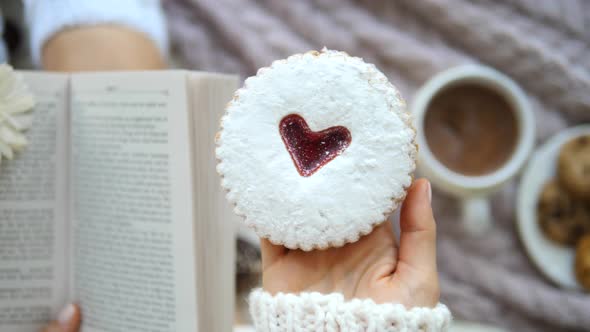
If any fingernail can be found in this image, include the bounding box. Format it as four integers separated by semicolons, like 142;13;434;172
426;181;432;203
58;304;76;327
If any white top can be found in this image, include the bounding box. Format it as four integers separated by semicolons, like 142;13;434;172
23;0;168;66
217;50;416;250
249;289;452;331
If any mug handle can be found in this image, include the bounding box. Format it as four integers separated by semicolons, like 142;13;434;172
461;197;492;235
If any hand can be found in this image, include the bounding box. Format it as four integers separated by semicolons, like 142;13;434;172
261;178;439;308
41;304;81;332
42;25;165;71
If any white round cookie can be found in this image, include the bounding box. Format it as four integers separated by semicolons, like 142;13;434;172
216;49;416;250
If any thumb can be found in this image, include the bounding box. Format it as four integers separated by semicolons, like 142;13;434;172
42;304;81;332
397;179;438;277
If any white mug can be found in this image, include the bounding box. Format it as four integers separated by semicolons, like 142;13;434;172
411;65;535;235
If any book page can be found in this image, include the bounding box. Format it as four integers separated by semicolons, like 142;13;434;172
188;73;238;332
0;73;69;332
69;72;198;332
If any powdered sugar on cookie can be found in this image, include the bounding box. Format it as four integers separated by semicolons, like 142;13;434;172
216;49;416;250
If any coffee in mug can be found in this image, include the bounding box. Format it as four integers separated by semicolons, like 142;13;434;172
423;84;519;176
412;65;535;235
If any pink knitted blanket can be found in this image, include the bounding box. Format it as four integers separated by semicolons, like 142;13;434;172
164;1;590;331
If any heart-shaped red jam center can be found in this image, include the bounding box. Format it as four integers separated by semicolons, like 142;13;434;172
279;114;351;177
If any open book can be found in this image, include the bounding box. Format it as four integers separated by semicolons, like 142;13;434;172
0;71;238;332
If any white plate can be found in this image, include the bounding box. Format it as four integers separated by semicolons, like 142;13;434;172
517;125;590;290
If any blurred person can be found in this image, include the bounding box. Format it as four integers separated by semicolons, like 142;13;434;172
0;1;449;331
2;0;167;70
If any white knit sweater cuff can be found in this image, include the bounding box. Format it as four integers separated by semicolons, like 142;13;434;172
24;0;168;66
249;289;452;331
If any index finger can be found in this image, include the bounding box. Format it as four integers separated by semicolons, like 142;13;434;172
260;238;287;269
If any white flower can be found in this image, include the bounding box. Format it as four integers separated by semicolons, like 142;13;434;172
0;63;35;165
